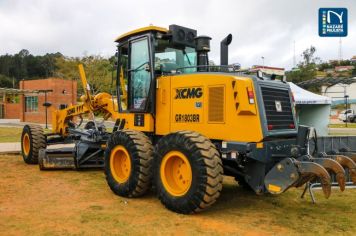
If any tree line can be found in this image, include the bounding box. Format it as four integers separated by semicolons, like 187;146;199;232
286;46;356;91
1;47;355;95
0;49;116;94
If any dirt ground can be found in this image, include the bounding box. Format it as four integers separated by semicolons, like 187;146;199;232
1;155;356;236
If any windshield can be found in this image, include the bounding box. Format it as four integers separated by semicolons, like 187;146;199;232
155;40;197;74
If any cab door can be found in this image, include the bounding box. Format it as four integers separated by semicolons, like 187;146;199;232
128;36;153;112
116;35;155;131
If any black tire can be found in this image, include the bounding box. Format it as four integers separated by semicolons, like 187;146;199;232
38;149;46;170
154;131;223;214
105;129;153;197
21;124;46;164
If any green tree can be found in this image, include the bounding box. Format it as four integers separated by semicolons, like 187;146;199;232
0;75;13;88
286;46;318;83
81;55;115;94
54;54;115;96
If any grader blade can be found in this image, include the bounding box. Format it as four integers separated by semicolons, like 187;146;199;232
264;158;331;198
328;155;356;184
38;148;76;170
312;158;346;191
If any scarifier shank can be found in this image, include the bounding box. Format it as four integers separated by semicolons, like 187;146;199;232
312;158;346;191
326;155;356;184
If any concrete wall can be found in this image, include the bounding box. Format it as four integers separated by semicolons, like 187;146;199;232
296;104;331;136
19;78;77;124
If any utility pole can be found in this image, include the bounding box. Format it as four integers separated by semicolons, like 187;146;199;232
261;56;265;69
293;40;296;68
345;95;349;128
39;89;53;129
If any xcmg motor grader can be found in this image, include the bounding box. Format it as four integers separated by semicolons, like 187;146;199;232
21;25;356;214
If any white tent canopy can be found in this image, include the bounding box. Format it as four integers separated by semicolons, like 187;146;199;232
289;82;331;105
288;82;331;136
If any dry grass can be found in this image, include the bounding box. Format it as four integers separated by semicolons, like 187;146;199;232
0;155;356;235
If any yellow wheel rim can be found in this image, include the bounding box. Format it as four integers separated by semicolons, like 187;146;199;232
160;151;192;197
110;145;131;183
23;133;30;156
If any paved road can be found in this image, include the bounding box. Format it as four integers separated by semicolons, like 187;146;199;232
328;128;356;135
0;142;21;154
0;143;75;155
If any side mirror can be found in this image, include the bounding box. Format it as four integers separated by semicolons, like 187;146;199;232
257;70;264;79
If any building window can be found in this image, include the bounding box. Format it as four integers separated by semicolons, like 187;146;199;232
25;96;38;112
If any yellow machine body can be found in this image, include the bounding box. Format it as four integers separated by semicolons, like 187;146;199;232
155;73;264;142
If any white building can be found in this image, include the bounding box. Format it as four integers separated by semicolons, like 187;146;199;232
321;82;356;101
250;65;285;76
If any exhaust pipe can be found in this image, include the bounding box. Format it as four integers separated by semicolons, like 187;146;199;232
220;34;232;66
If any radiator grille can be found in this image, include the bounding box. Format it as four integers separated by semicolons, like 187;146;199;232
208;86;224;122
261;86;294;130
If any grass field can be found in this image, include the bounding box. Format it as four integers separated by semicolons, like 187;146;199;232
0;127;22;142
329;123;356;128
0;126;52;143
0;155;356;235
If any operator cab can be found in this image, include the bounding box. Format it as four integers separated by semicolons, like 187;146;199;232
115;25;202;114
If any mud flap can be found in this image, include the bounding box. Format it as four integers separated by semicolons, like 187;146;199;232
264;158;331;198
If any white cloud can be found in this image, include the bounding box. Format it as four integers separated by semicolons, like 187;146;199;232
0;0;355;69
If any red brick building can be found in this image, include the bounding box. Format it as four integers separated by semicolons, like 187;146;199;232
19;78;77;123
0;91;21;119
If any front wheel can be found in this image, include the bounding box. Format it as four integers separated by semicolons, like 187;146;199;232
21;125;46;164
105;130;154;197
154;131;223;214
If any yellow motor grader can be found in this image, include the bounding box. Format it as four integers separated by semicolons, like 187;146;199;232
21;24;356;214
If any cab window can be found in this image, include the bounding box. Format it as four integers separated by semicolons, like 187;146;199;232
129;37;151;111
154;42;197;74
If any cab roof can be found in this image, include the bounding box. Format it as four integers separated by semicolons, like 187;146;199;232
115;26;168;42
